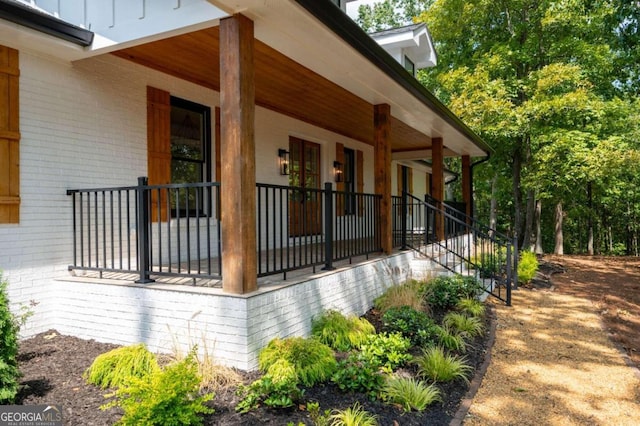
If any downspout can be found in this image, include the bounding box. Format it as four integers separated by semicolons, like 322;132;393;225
469;154;491;218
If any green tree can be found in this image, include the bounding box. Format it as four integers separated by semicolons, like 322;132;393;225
356;0;640;255
417;0;637;254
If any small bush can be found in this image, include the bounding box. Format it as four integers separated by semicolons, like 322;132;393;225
236;359;303;413
456;298;485;318
84;344;159;389
306;401;331;426
434;325;466;353
312;310;375;352
381;377;442;412
373;280;427;314
329;402;378;426
442;312;484;338
424;275;483;310
331;352;385;399
358;332;412;372
258;337;337;387
103;351;213;425
169;327;242;392
518;251;539;284
382;306;438;346
472;248;507;278
415;346;472;383
0;273;21;403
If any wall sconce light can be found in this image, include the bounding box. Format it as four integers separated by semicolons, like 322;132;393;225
278;149;290;175
333;161;344;183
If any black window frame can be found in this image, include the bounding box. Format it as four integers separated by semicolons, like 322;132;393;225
404;55;415;76
169;96;212;218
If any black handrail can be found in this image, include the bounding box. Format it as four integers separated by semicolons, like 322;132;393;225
397;192;515;305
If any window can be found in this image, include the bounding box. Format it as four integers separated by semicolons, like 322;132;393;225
404;55;415;76
170;96;211;216
344;148;356;215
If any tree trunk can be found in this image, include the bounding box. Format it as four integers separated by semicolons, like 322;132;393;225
512;141;524;245
523;189;535;250
489;173;498;237
587;182;594;255
535;199;543;254
554;201;564;255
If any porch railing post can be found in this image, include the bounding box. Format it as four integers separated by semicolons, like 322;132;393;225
401;189;408;250
323;182;335;271
135;176;154;283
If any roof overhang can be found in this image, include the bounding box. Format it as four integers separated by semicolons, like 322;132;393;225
0;0;93;46
0;0;491;159
370;23;437;69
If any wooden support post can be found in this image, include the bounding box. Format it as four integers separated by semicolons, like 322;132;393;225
220;14;257;294
432;137;445;241
374;104;392;254
461;155;472;223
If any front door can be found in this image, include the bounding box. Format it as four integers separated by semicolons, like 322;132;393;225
289;137;321;237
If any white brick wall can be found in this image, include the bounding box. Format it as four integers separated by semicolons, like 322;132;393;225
48;250;419;371
0;49;374;340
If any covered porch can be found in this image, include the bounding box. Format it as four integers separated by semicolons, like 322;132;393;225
81;1;489;295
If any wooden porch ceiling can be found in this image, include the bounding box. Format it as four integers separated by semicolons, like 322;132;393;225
113;26;451;156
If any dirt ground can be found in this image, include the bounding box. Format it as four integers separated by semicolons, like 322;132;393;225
15;255;640;425
464;255;640;425
16;315;491;425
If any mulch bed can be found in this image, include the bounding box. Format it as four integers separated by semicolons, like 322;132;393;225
17;309;493;426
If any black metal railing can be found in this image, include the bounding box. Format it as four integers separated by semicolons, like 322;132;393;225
68;179;382;283
68;178;222;283
256;182;382;278
393;192;516;305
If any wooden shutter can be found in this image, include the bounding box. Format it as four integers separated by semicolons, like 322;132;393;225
0;46;20;224
335;142;345;216
147;86;171;222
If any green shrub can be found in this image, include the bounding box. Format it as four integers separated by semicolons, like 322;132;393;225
381;377;442;412
236;359;303;413
103;351;213;425
311;310;375;352
329;402;378;426
84;344;160;389
382;306;438;346
415;346;472;383
358;332;412;372
434;325;466;353
518;251;539;284
258;337;337;386
456;298;486;318
442;312;484;338
331;352;385;399
472;248;506;278
373;280;426;314
424;275;483;310
306;401;331;426
0;273;21;403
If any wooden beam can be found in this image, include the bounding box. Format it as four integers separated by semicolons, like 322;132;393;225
461;155;472;222
220;14;257;294
432;137;444;241
374;104;392;254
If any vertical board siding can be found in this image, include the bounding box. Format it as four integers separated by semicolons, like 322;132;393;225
147;86;171;222
0;45;20;223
